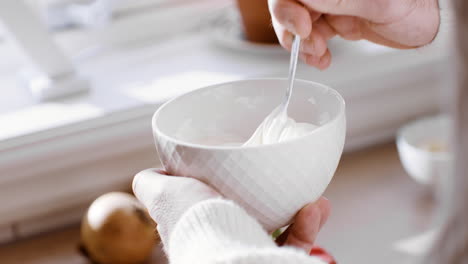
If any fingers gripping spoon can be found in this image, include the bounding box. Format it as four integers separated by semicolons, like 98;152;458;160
244;34;301;145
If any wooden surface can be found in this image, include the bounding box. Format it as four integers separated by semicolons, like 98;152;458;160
0;143;435;264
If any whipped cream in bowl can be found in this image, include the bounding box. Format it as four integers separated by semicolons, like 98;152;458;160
243;105;318;146
152;78;346;232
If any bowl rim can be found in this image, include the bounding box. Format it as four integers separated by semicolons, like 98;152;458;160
152;78;346;150
396;114;452;160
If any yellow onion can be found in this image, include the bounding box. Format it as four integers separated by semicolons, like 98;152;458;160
81;192;158;264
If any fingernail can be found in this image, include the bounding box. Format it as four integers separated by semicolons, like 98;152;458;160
318;57;330;70
286;33;294;48
285;19;298;35
300;41;315;55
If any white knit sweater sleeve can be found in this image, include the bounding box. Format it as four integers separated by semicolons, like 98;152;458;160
167;199;326;264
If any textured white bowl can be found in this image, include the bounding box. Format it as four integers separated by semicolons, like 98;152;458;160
152;78;346;231
396;115;453;186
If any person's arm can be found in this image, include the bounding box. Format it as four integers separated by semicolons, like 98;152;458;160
133;169;331;264
423;0;468;262
168;199;325;264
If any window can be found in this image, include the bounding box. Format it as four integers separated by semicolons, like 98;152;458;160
0;0;233;138
0;0;231;100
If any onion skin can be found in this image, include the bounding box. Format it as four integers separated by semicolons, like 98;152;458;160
81;192;158;264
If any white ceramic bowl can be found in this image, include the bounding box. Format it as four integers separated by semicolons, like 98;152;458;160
396;115;453;186
152;78;346;231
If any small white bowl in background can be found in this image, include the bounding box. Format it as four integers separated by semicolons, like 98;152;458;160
396;115;453;187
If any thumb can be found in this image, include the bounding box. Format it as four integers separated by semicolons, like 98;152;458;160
132;169;220;247
133;169;220;221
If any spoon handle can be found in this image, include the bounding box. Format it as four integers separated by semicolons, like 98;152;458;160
283;34;301;112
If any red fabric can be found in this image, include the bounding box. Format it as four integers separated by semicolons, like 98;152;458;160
310;246;336;264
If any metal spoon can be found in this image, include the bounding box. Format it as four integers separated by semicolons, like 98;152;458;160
244;35;301;145
282;34;301;115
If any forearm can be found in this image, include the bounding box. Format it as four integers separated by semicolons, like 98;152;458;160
424;1;468;263
168;199;325;264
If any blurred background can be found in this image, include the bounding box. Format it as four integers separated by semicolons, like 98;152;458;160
0;0;452;263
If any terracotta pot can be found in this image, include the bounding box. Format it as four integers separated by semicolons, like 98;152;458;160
236;0;279;44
